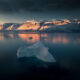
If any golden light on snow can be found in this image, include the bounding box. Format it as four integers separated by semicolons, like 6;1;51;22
40;26;49;30
6;25;13;30
17;20;40;30
0;19;79;31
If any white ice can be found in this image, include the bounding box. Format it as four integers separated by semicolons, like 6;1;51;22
17;41;56;62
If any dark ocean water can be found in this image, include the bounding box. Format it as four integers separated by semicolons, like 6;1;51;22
0;32;80;80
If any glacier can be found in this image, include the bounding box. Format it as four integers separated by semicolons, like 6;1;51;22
17;41;56;62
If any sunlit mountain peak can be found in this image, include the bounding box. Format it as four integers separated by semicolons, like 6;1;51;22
61;19;71;23
24;20;39;24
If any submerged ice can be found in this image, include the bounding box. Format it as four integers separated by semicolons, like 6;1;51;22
17;41;56;62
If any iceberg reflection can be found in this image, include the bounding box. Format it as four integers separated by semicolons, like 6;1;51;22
17;41;56;62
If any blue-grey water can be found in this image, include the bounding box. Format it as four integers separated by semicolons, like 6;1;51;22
0;32;80;80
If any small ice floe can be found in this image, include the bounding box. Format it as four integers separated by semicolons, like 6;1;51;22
29;37;32;39
17;41;56;62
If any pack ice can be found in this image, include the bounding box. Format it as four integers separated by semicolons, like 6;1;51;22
17;41;56;62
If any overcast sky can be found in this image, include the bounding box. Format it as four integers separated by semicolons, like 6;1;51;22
0;0;80;23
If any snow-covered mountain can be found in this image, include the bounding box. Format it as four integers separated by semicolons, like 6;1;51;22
0;19;80;32
41;23;80;32
2;23;14;30
6;23;22;30
17;20;40;30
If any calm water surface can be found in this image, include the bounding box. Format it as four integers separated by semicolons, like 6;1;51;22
0;32;80;80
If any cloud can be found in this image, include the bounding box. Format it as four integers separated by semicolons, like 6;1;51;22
0;0;80;13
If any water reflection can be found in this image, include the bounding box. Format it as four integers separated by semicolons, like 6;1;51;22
8;34;14;39
0;32;80;44
52;35;69;44
0;33;4;40
0;32;80;77
18;34;40;43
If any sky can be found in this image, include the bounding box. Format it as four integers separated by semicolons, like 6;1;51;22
0;0;80;23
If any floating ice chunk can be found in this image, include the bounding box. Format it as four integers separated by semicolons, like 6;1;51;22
17;41;56;62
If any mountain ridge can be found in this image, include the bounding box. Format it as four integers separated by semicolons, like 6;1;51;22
0;19;80;32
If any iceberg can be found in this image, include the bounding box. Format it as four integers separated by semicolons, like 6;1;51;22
17;41;56;62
